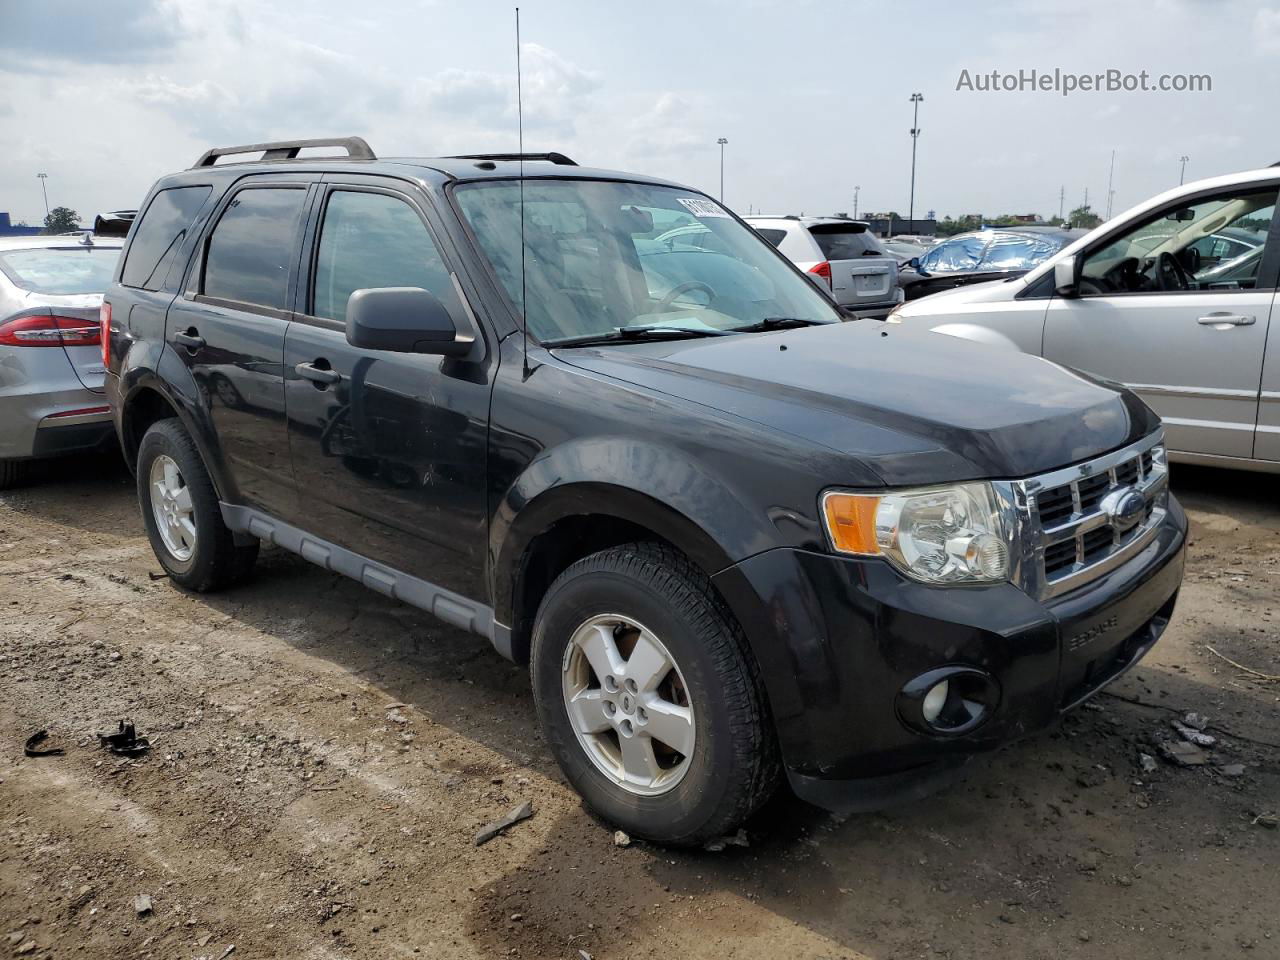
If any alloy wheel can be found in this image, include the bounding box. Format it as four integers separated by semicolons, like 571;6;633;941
149;454;196;562
561;614;696;796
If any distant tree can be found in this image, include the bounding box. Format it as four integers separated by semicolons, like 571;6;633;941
42;206;80;234
1068;204;1101;229
1047;216;1065;227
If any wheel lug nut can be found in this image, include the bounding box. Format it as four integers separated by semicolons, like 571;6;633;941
625;679;638;694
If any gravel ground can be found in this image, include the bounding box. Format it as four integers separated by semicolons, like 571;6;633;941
0;455;1277;960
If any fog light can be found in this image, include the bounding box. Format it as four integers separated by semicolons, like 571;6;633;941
921;679;949;724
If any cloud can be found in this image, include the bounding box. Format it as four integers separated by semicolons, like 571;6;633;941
1257;8;1280;54
0;0;184;68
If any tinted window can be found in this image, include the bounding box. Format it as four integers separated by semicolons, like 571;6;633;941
0;247;120;294
202;188;306;309
312;191;460;323
754;228;787;247
922;234;988;272
809;225;885;260
121;186;211;290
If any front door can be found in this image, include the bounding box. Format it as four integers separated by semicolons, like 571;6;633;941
167;178;315;516
283;179;494;600
1043;183;1280;459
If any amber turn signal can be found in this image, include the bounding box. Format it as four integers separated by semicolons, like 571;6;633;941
821;493;881;555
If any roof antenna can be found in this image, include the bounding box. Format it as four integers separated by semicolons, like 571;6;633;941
516;6;531;380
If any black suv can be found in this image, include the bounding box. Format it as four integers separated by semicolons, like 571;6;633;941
103;137;1187;845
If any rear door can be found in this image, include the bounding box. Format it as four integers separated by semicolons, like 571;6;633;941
1043;184;1279;460
283;176;494;600
166;175;316;517
809;224;897;307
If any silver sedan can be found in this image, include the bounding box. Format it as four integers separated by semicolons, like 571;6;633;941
0;234;123;488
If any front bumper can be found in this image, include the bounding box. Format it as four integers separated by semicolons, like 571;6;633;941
712;495;1187;813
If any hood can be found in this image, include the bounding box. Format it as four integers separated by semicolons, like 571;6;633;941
896;276;1021;315
553;322;1157;485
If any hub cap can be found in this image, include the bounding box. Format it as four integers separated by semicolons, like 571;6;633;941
149;454;196;562
561;614;696;796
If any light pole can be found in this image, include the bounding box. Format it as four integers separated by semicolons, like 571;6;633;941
1178;155;1189;185
853;185;860;220
716;138;728;202
908;93;923;235
36;173;49;218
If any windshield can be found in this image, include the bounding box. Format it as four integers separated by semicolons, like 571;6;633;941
0;246;120;295
453;180;839;342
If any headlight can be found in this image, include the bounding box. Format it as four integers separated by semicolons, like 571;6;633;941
822;482;1012;584
884;302;904;323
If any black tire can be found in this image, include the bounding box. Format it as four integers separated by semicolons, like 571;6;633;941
136;419;258;591
531;542;780;846
0;459;30;491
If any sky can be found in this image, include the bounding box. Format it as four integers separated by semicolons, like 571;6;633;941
2;0;1279;227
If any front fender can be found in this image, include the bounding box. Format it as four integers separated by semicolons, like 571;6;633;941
928;322;1023;352
490;436;780;627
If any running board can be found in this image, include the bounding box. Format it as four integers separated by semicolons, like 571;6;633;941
219;503;513;658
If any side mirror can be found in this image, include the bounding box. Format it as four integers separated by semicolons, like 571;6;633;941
345;287;474;357
1054;254;1080;297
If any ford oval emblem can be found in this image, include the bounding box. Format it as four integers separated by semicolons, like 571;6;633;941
1102;487;1146;532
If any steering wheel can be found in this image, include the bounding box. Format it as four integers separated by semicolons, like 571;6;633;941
1156;251;1191;291
658;280;717;311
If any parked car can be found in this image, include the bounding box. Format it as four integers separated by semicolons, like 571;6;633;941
899;227;1085;301
746;215;902;318
887;166;1280;472
0;233;123;488
105;137;1186;845
882;239;927;262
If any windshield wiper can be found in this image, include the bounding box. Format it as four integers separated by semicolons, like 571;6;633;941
542;324;733;348
726;316;829;333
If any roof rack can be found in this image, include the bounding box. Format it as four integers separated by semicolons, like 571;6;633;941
450;152;578;166
192;137;376;168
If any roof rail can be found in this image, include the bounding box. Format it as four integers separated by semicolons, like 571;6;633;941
450;152;578;166
192;137;376;168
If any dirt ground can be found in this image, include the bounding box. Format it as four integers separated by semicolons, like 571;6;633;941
0;456;1277;960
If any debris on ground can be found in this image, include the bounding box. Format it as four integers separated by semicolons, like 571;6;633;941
1157;739;1210;766
1182;712;1210;731
1254;813;1278;830
23;729;64;757
1218;763;1246;778
1138;752;1159;774
1171;720;1217;747
473;800;534;846
385;709;409;725
97;720;151;756
704;828;751;852
134;894;153;916
613;830;632;848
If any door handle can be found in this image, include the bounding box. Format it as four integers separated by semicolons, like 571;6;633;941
1197;313;1255;327
295;361;341;385
173;329;205;350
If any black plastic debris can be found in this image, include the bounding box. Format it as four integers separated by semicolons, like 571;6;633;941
97;720;151;756
24;730;64;757
474;800;534;846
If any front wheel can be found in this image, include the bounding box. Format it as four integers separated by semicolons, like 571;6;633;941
137;419;257;591
531;543;779;846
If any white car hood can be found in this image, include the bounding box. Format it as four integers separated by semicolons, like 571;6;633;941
895;276;1023;316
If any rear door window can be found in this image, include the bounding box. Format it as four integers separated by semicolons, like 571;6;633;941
808;225;886;260
120;186;212;291
201;187;308;310
0;247;120;294
753;228;787;247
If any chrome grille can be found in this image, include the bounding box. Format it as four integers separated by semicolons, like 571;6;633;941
1013;433;1168;600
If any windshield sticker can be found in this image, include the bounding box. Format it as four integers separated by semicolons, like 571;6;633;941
676;197;730;219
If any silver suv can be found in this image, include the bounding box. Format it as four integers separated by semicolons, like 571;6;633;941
0;234;122;488
746;216;902;318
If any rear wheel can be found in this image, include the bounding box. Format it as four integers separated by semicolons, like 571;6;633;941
0;459;30;491
531;542;779;846
137;419;257;591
